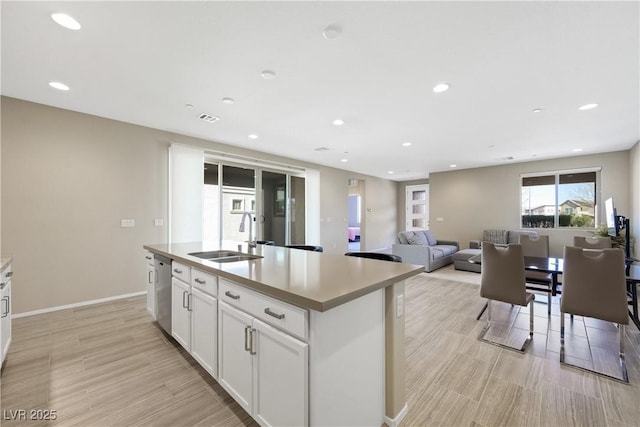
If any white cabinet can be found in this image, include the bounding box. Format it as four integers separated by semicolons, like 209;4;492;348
191;287;217;378
171;264;218;379
218;301;308;427
1;262;13;366
171;276;192;351
145;252;155;318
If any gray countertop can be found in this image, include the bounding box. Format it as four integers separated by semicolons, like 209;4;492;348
144;242;424;312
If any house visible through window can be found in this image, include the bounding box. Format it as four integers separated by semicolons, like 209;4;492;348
521;170;597;228
232;199;243;211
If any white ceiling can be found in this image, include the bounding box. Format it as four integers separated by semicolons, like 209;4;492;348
2;1;639;181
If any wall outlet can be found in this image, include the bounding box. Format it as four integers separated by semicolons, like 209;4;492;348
154;218;164;227
396;294;404;318
436;217;444;222
120;219;135;228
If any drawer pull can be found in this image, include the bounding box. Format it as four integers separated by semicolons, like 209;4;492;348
264;308;285;320
1;296;8;318
173;268;183;274
6;272;13;278
194;278;206;285
225;291;240;300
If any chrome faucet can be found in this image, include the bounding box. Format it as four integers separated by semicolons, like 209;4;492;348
239;212;256;248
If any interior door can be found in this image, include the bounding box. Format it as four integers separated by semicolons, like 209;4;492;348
406;184;429;230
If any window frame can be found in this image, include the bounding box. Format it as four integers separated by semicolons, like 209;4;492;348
520;167;601;229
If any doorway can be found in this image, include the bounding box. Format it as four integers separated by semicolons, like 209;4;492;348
348;179;364;251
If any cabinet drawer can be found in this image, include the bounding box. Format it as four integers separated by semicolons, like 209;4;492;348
191;268;217;297
144;251;154;266
172;261;191;283
219;279;308;341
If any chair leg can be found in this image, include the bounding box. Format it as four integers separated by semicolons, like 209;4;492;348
478;299;532;353
560;311;629;383
619;325;629;383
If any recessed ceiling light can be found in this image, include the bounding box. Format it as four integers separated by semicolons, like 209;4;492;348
332;119;344;126
261;70;276;80
222;97;235;105
340;158;348;163
49;81;70;91
433;83;450;93
532;108;543;113
51;13;81;30
572;148;583;152
323;25;342;40
402;142;412;147
450;164;457;168
388;171;394;175
185;103;193;108
248;134;259;139
578;103;598;111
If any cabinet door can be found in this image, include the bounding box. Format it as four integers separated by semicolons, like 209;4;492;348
171;278;191;351
191;287;217;378
218;301;254;414
253;318;308;427
146;264;156;318
1;280;12;363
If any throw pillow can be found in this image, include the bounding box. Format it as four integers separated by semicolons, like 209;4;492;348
406;232;427;246
423;230;438;246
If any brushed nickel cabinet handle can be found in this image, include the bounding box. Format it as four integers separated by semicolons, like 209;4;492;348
182;290;188;309
6;272;13;278
194;278;206;285
225;291;240;300
249;328;257;355
173;268;183;274
1;297;8;318
187;293;192;312
148;271;153;284
264;308;285;320
244;325;251;352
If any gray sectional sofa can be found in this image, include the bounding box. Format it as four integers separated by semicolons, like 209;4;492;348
453;229;538;272
391;230;459;272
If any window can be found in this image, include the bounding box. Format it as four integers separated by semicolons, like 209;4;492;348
232;199;243;212
521;170;597;228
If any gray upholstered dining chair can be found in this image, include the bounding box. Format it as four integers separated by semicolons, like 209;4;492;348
479;243;535;352
560;245;629;383
573;236;612;249
519;234;553;315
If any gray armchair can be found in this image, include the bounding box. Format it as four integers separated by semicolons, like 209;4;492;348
391;230;458;272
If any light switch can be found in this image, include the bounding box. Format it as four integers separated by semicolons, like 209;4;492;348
120;219;135;228
436;217;444;222
154;219;164;227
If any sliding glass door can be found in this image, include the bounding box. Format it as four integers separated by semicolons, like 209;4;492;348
202;161;305;246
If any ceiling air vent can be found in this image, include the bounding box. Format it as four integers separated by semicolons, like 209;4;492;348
314;147;330;152
199;113;219;123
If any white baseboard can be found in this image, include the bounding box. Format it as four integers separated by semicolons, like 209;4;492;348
384;403;409;427
13;291;147;319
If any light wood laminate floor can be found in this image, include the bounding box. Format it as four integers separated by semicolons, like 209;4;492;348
1;271;638;426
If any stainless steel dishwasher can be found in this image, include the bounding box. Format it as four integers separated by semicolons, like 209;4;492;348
154;255;172;333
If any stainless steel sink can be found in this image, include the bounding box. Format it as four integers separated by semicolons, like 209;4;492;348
210;255;263;263
189;250;243;259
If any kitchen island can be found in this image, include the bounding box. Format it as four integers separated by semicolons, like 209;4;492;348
144;242;423;427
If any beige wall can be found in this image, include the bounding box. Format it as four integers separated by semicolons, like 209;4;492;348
2;97;399;314
429;151;630;257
